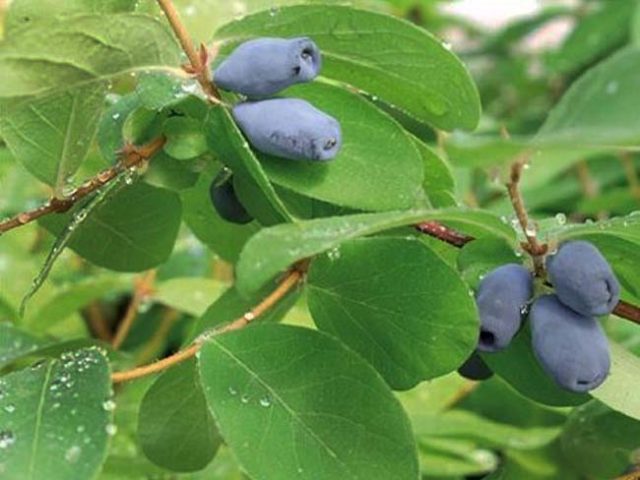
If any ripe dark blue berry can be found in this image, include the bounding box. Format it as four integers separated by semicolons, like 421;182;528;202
475;264;533;352
232;98;342;162
458;352;493;381
213;37;321;98
209;173;252;224
546;240;620;316
530;294;610;393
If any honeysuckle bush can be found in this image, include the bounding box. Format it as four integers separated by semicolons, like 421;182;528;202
0;1;639;479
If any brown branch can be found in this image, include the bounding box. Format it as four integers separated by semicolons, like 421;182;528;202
156;0;220;100
111;268;303;383
112;270;157;350
506;153;547;276
0;137;166;235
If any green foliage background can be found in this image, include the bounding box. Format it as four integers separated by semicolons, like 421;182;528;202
1;0;639;479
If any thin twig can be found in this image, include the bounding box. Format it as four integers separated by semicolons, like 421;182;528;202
83;301;113;342
620;152;640;200
444;381;480;409
0;137;166;235
112;270;157;350
576;160;599;199
506;153;547;276
156;0;220;100
111;269;303;383
415;221;474;248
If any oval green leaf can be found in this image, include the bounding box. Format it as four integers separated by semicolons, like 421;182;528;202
308;237;478;390
215;5;480;131
198;324;419;480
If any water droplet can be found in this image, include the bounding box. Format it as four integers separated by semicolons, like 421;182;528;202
184;5;196;16
259;395;271;408
0;431;15;449
240;394;250;404
65;445;81;463
269;6;278;16
228;386;238;396
4;404;15;414
525;224;537;237
243;312;255;322
111;112;121;120
76;425;85;433
327;247;341;261
105;424;117;436
102;400;116;412
605;81;619;95
555;213;567;225
442;41;452;51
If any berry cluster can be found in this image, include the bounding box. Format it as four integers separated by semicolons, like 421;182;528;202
209;37;342;223
461;240;620;393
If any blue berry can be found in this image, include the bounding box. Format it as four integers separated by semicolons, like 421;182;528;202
209;173;252;224
546;241;620;316
232;98;342;162
475;264;533;352
530;294;610;393
458;352;493;381
213;37;321;98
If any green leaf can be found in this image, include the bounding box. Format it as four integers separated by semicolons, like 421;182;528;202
135;72;184;111
255;82;424;212
308;237;478;390
40;182;182;272
215;5;480;131
138;359;221;472
236;208;515;295
545;1;634;75
481;326;591;407
414;137;455;207
0;14;180;98
0;348;113;480
5;0;137;35
163;116;208;160
205;106;293;224
153;278;226;317
591;342;640;421
417;437;498;477
0;322;44;369
27;275;131;332
538;47;640;147
457;237;521;290
560;400;640;478
412;410;560;450
98;93;141;164
181;165;259;263
188;280;301;342
198;324;419;480
0;84;107;189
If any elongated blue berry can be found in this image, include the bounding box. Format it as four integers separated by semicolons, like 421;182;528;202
213;37;321;98
475;264;533;352
209;173;252;224
530;295;610;393
546;241;620;316
232;98;342;162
